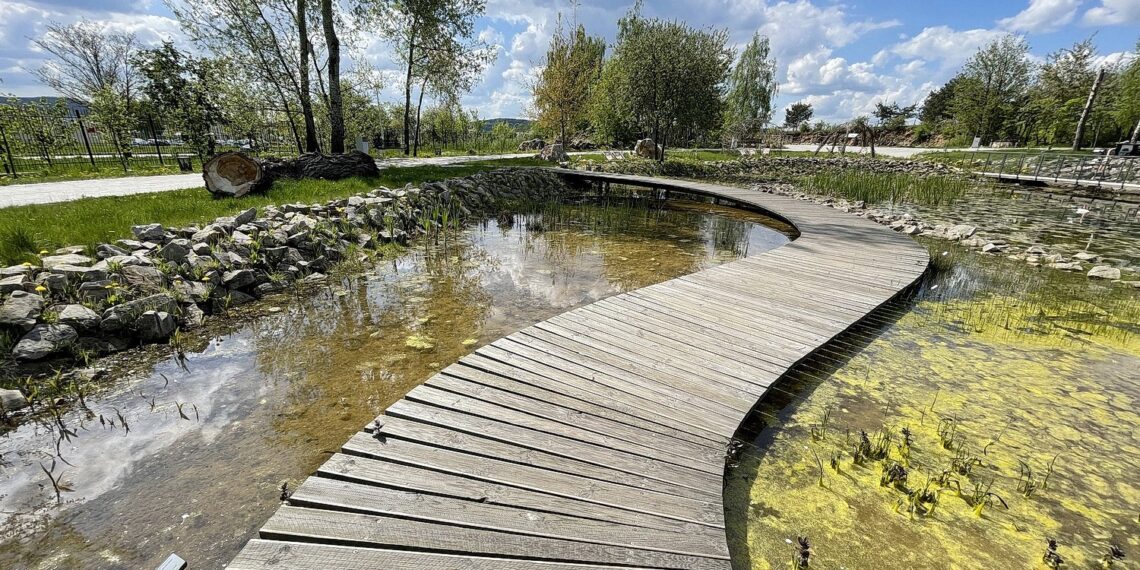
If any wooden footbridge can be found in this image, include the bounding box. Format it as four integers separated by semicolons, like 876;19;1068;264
228;171;930;569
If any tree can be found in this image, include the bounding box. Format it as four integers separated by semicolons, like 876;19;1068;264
360;0;492;155
89;86;135;170
723;32;778;144
134;42;224;158
33;20;137;104
950;35;1032;143
0;98;71;166
1115;42;1140;143
919;77;961;127
1028;37;1098;146
532;16;605;145
296;0;320;151
784;102;813;129
321;0;345;153
596;3;732;160
873;101;917;129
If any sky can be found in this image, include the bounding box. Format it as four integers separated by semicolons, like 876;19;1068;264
0;0;1137;122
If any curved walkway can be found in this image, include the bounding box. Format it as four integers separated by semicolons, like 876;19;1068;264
228;171;929;569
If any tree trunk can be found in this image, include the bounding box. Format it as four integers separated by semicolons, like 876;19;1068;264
413;76;427;157
322;0;344;153
297;0;320;152
1072;68;1105;151
403;28;417;156
203;151;378;197
1132;118;1140;144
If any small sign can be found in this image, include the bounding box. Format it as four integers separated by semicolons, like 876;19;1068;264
970;136;982;150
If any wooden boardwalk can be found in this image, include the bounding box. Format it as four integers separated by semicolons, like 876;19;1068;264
228;171;930;569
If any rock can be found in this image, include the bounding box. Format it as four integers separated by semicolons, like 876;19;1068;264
191;242;212;256
1087;265;1121;280
1;265;31;278
235;207;258;225
222;269;257;289
78;281;113;302
53;245;86;255
57;304;101;331
0;274;28;294
634;138;661;159
192;224;227;244
40;253;94;270
172;279;211;303
155;239;192;262
135;310;176;341
131;223;166;242
0;291;44;331
74;336;130;355
12;324;77;360
537;143;569;162
1025;245;1047;255
1073;251;1099;262
101;293;179;332
1122;281;1140;289
119;265;167;292
50;264;109;282
1048;262;1083;271
946;224;977;240
0;388;28;412
517;138;545;151
981;242;1006;253
179;303;205;329
95;243;130;259
216;290;255;309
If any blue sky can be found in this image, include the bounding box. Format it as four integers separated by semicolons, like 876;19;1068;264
1;0;1137;122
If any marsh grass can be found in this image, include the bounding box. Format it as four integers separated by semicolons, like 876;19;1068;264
0;158;545;265
801;171;971;206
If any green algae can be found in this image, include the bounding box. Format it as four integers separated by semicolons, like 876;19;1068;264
725;245;1139;570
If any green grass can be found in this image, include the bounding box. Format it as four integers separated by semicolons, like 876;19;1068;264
801;170;971;206
0;163;187;186
0;157;546;265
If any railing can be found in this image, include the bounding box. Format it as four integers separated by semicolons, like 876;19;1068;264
965;151;1139;191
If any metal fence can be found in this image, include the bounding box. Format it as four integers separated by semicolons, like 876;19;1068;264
964;151;1140;191
0;106;300;178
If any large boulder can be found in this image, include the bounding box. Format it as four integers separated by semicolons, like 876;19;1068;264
517;138;545;151
12;324;77;361
0;291;44;331
1087;265;1121;280
634;138;661;159
537;143;569;162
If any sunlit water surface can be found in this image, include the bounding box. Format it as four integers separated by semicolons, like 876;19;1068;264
0;198;791;569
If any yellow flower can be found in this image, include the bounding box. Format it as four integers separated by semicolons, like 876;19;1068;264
202;276;211;282
38;250;49;255
35;285;47;293
21;262;33;267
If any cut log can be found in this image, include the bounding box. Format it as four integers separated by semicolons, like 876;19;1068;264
202;152;265;198
202;151;380;198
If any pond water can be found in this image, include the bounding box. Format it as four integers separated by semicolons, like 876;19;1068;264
725;239;1140;569
0;197;791;570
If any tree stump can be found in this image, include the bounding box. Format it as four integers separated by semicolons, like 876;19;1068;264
202;151;380;198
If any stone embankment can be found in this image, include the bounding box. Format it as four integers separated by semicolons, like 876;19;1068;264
0;168;571;386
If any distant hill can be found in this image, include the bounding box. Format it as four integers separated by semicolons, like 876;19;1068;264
482;118;532;132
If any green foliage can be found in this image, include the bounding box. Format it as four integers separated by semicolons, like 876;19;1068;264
0;98;71;165
784;102;813;129
723;32;778;142
88;87;135;170
873;101;917;129
133;41;225;158
800;171;970;206
532;16;605;143
588;2;733;155
949;35;1032;143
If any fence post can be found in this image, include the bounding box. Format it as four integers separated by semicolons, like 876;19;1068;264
1032;152;1044;181
982;152;993;173
1054;156;1065;182
148;115;164;166
0;125;16;177
997;154;1008;177
1074;156;1085;186
1015;154;1025;178
75;110;96;168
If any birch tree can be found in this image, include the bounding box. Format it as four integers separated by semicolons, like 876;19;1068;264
532;16;605;145
723;32;778;144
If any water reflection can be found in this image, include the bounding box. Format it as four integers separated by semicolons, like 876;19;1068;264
0;197;790;569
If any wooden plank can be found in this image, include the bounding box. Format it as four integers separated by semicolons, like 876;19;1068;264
230;540;687;570
260;506;729;569
316;453;710;534
342;432;725;526
289;478;728;557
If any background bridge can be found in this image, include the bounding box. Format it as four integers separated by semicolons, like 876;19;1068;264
228;170;929;570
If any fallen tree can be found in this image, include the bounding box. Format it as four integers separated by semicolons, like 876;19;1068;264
202;151;380;197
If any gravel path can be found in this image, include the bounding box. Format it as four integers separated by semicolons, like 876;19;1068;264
0;153;539;209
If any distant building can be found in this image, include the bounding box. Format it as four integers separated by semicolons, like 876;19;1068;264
8;96;90;115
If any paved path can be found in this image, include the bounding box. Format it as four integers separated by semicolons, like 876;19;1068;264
228;170;929;569
0;153;542;209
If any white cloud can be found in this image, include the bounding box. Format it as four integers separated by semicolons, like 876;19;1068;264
885;26;1006;71
1082;0;1140;24
999;0;1081;33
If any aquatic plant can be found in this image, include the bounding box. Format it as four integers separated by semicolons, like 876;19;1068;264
1042;538;1064;569
800;171;970;207
1101;545;1125;568
880;461;908;490
1016;454;1059;498
809;407;831;442
788;536;812;569
937;418;958;450
963;479;1009;517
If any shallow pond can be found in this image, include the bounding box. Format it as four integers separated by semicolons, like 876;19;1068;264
0;197;791;569
726;241;1139;569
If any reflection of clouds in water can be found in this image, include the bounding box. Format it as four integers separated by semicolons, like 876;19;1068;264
0;334;265;524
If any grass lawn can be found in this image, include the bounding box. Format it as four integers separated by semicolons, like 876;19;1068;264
0;163;189;186
0;157;546;265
